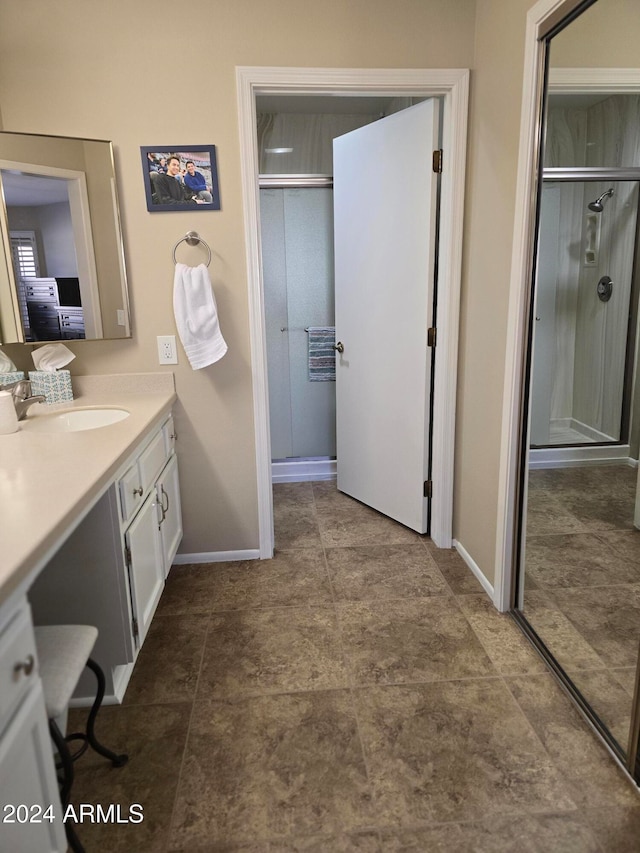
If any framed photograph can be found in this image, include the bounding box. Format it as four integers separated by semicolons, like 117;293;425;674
141;145;221;212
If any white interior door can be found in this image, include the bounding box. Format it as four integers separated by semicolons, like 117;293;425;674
333;99;439;533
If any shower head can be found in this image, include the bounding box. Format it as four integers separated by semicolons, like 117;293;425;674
588;188;614;213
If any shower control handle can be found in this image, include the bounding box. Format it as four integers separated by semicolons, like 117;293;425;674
333;341;344;354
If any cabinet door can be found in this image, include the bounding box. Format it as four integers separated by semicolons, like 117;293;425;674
125;492;164;648
157;454;183;578
0;683;67;853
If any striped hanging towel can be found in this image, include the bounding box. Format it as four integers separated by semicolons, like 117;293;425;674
307;326;336;381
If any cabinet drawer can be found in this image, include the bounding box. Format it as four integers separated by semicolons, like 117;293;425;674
0;605;38;733
138;430;167;492
163;414;177;455
119;461;144;523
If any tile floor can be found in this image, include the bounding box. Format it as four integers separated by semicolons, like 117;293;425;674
524;465;640;748
68;481;640;852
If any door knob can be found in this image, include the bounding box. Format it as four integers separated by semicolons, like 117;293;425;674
333;341;344;354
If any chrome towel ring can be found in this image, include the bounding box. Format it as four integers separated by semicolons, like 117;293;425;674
172;231;212;267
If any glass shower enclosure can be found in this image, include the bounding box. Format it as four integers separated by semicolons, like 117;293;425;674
260;184;336;469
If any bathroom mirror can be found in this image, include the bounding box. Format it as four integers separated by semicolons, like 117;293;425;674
513;0;640;779
0;131;131;343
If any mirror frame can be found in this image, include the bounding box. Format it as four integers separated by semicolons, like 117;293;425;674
497;0;598;613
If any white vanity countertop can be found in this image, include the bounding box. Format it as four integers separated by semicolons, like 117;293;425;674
0;373;176;606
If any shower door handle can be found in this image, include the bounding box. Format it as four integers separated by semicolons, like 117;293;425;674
333;341;344;354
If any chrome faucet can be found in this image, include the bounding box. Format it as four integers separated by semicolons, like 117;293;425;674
0;379;46;420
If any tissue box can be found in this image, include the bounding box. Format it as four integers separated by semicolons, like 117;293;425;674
28;370;74;405
0;371;25;386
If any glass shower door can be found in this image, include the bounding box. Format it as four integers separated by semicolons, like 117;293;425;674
530;178;639;450
260;186;336;461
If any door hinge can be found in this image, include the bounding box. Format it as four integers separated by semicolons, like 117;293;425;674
423;480;433;499
132;617;139;639
427;327;437;348
125;544;131;568
432;149;443;173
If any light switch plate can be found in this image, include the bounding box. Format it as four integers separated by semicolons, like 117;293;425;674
157;335;178;364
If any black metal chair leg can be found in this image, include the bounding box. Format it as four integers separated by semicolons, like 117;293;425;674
49;720;85;853
64;820;85;853
49;719;74;808
85;658;128;767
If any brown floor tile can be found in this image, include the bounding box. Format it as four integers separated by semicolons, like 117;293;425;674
325;544;448;602
69;702;190;852
521;589;608;671
157;562;219;615
597;528;640;568
206;550;333;611
197;606;348;699
338;596;496;685
274;483;322;549
457;594;549;675
269;831;381;851
525;533;635;588
354;680;576;826
59;476;640;851
169;691;374;846
550;584;640;668
583;804;640;853
123;613;209;705
425;546;485;594
525;489;587;536
379;813;601;852
506;673;640;810
565;668;634;749
312;482;420;547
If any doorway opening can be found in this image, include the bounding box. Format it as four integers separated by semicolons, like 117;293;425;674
237;67;469;557
257;97;432;486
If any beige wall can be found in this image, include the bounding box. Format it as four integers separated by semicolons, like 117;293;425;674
453;0;532;583
9;0;615;586
0;0;478;558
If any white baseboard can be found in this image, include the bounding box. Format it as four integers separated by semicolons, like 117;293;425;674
452;539;495;602
272;457;337;483
529;444;632;469
173;549;261;564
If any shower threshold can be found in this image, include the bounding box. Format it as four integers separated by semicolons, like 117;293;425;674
271;456;337;483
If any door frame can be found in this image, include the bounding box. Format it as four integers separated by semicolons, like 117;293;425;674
236;66;470;557
494;0;640;611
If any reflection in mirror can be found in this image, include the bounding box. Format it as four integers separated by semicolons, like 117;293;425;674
0;132;131;343
516;0;640;775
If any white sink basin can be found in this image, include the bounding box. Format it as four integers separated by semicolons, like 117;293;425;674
22;407;130;433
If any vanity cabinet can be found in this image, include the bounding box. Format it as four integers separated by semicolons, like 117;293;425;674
0;602;67;853
28;412;182;704
119;415;182;647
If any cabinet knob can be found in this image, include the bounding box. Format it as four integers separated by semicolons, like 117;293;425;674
133;486;144;497
14;654;35;677
169;432;178;441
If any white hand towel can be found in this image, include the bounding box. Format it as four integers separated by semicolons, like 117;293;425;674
173;263;228;370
